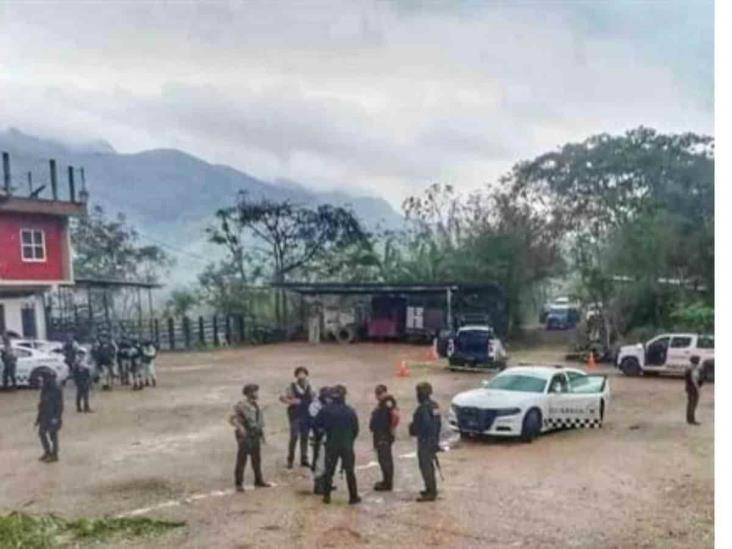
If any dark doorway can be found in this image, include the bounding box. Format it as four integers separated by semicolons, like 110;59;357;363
21;303;38;338
0;304;5;334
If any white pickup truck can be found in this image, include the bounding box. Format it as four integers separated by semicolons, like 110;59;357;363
616;333;714;380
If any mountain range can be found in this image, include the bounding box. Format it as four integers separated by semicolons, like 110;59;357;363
0;128;402;285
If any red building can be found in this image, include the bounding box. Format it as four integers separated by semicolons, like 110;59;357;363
1;161;86;338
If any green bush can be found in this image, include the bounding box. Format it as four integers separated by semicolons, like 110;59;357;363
670;302;714;333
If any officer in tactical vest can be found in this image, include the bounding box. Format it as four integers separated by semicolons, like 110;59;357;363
280;366;314;468
409;381;441;502
316;384;361;505
229;383;271;491
369;384;398;491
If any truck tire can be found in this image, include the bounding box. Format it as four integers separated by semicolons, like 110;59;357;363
620;357;641;377
703;359;714;383
335;325;356;344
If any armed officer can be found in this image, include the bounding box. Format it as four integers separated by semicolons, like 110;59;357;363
229;383;271;491
409;381;441;502
369;384;398;491
316;384;361;505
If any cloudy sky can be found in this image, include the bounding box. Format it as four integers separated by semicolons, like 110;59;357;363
0;1;714;206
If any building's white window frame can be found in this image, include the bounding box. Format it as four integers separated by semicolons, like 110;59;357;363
20;228;47;263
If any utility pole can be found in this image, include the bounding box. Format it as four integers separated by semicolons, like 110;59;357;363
50;159;58;200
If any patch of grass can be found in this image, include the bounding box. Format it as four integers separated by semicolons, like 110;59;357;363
0;512;184;549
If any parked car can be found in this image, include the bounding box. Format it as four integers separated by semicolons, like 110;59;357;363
6;343;70;387
11;338;97;381
448;366;609;441
616;333;714;379
545;305;580;330
446;325;508;370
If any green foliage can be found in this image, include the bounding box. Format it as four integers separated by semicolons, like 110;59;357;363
165;287;200;317
0;512;184;548
671;301;714;333
72;205;173;283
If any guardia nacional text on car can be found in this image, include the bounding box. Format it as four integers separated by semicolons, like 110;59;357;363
448;366;609;441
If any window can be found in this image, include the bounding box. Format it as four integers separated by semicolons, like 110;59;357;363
485;374;547;393
670;337;693;349
20;229;46;262
548;374;568;394
697;336;714;349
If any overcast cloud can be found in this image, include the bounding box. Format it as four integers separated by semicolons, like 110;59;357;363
0;1;713;206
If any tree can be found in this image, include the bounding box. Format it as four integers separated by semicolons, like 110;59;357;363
207;193;369;324
72;205;173;283
165;287;199;318
505;127;714;332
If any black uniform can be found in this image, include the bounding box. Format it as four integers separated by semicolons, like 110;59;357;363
316;400;360;503
370;395;397;490
409;398;441;500
36;377;64;461
74;364;92;413
1;344;17;390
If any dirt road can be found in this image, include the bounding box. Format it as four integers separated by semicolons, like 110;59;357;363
0;343;714;548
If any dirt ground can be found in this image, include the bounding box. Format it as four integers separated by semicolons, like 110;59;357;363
0;342;714;548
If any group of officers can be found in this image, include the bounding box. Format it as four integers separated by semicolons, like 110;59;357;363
0;331;160;464
229;367;443;504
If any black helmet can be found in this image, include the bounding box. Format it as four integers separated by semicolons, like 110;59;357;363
242;383;259;396
331;384;347;401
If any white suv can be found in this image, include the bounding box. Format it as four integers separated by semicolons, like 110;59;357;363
616;333;714;379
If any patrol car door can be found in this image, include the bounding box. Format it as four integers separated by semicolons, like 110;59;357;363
546;373;571;429
561;373;608;428
665;335;694;372
12;347;35;383
645;336;670;368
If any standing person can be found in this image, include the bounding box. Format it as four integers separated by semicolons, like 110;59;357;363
309;386;333;495
73;351;93;413
279;367;314;468
62;334;80;375
229;383;271;492
129;339;144;391
409;382;441;502
316;384;361;505
1;332;18;391
685;355;704;425
369;384;399;491
92;333;117;390
36;372;64;462
140;339;158;387
116;338;131;386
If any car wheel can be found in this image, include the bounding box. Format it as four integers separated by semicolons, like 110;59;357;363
620;357;641;377
599;399;605;427
520;408;542;443
703;360;714;383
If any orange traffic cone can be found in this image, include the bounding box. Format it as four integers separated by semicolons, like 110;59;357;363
396;360;411;377
587;352;597;369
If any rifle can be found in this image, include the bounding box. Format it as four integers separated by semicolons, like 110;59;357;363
433;453;444;481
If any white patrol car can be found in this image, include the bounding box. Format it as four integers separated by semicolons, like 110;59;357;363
6;343;70;387
616;333;714;378
448;366;609;442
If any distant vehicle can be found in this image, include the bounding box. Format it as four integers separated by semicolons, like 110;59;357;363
7;343;70;387
616;333;714;380
448;366;609;441
12;338;99;382
540;296;577;324
446;325;508;370
545;305;579;330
